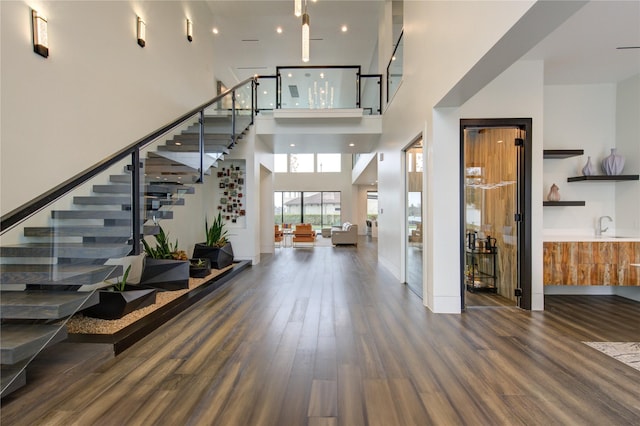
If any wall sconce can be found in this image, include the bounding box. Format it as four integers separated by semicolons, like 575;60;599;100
186;19;193;42
31;10;48;58
137;17;146;47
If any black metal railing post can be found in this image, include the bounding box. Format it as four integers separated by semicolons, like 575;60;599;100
231;90;237;147
251;79;255;124
198;110;205;183
130;149;141;255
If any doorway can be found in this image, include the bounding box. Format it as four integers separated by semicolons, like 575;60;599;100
405;137;423;298
460;119;532;309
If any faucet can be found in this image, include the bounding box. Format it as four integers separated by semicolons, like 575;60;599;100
597;216;612;236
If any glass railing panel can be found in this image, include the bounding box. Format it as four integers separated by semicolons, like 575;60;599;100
0;155;136;398
139;114;201;241
361;75;382;115
256;76;277;112
387;32;404;105
278;67;360;109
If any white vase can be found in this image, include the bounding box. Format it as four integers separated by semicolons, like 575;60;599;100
547;183;560;202
601;148;625;175
582;156;595;176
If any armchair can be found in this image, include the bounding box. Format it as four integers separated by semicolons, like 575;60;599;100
331;223;358;246
293;223;316;246
275;225;284;247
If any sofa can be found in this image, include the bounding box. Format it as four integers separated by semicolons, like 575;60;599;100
331;223;358;246
293;223;316;246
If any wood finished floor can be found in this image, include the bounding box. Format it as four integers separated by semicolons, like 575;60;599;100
2;237;640;425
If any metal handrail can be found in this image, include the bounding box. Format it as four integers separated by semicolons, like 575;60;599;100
1;77;256;233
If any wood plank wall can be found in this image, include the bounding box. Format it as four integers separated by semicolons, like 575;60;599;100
543;241;640;285
464;128;522;301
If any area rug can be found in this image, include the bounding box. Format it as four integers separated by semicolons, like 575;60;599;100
583;342;640;372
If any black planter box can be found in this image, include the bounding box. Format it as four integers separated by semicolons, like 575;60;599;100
192;242;234;269
189;258;212;278
139;258;190;291
83;285;157;320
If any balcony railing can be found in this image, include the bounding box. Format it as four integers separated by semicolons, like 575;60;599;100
255;66;382;115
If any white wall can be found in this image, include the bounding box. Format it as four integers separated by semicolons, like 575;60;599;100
223;127;273;265
543;84;618;233
615;74;640;233
1;1;217;215
376;0;536;312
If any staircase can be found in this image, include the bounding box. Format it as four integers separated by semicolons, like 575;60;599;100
0;111;253;398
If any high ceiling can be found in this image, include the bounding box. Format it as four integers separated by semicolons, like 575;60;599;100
206;0;638;187
208;1;383;87
523;0;640;85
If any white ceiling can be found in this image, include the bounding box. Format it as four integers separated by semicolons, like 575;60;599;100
206;0;639;188
522;0;640;85
208;1;383;86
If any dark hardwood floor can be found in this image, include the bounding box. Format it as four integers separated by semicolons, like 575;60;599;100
2;237;640;425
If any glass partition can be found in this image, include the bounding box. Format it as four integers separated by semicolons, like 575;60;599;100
256;76;277;112
277;66;360;109
0;156;133;397
361;74;382;115
387;31;404;104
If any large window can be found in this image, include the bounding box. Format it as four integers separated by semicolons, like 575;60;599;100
274;154;288;173
274;153;342;173
317;154;341;172
289;154;314;173
274;191;341;229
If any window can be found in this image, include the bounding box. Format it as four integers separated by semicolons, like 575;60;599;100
317;153;341;172
274;191;341;229
290;154;314;173
274;154;288;173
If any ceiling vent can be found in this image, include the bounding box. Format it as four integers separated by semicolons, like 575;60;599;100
288;85;300;98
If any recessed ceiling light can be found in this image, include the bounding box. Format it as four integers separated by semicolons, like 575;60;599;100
263;90;268;95
349;143;355;147
320;72;325;78
175;142;182;146
290;143;296;147
341;25;348;32
276;27;283;34
288;73;293;78
212;28;219;34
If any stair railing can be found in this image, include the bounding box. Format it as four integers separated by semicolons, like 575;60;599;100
1;76;257;236
0;76;256;398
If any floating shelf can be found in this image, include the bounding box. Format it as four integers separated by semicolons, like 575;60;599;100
567;175;639;182
543;201;586;207
543;149;584;159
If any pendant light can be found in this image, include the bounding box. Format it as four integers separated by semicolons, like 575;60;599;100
301;2;310;62
294;0;302;17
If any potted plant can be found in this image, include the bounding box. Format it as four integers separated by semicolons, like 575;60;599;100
84;265;157;320
189;258;212;278
139;226;190;290
192;212;234;269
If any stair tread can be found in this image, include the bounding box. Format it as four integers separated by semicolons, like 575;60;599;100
92;184;195;194
1;324;67;365
0;291;99;319
23;224;159;237
0;263;121;285
24;226;131;237
0;364;27;398
0;243;131;259
52;210;131;219
52;210;173;220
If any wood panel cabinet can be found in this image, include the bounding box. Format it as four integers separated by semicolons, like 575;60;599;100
543;241;640;286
